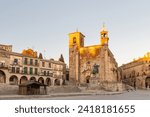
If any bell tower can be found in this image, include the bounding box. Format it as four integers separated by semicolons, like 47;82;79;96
69;31;85;85
69;31;85;49
100;24;109;46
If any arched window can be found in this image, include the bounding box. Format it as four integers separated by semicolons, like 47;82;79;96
73;37;76;44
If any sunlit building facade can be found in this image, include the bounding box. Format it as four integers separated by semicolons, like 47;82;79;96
69;25;122;91
0;44;66;86
120;52;150;89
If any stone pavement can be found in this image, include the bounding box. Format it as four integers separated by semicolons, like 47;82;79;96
47;90;150;100
0;91;123;100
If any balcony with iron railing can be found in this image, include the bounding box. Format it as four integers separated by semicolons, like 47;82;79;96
9;68;39;76
0;63;8;69
10;61;22;66
24;62;39;66
9;69;22;74
39;72;53;77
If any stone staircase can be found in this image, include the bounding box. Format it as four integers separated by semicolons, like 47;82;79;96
0;83;18;95
47;86;81;94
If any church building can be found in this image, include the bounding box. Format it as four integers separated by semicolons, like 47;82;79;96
69;25;121;91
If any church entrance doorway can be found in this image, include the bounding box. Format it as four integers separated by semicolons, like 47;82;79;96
86;76;90;83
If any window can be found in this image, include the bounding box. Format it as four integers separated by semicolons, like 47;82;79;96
35;60;38;66
47;71;49;76
44;71;46;76
30;59;33;65
16;67;20;73
73;37;76;44
30;67;33;75
14;59;18;65
24;58;28;65
101;33;106;38
42;62;45;67
12;67;15;73
35;68;38;75
49;63;51;68
24;67;28;74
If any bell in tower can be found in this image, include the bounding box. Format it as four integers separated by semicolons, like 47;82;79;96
100;24;109;46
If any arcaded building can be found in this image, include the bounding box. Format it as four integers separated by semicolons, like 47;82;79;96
0;44;66;86
69;26;121;91
120;52;150;89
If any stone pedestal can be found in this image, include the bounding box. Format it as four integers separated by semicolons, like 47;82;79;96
89;75;99;88
99;82;123;92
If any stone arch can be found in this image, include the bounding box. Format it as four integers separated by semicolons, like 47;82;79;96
9;75;18;85
54;79;60;86
20;76;28;84
38;77;44;84
30;77;36;81
86;76;90;83
145;77;150;88
0;70;6;83
46;78;51;86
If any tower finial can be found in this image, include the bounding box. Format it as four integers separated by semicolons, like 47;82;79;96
103;22;105;28
101;22;107;31
76;28;78;32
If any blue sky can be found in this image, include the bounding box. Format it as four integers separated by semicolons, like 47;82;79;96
0;0;150;66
